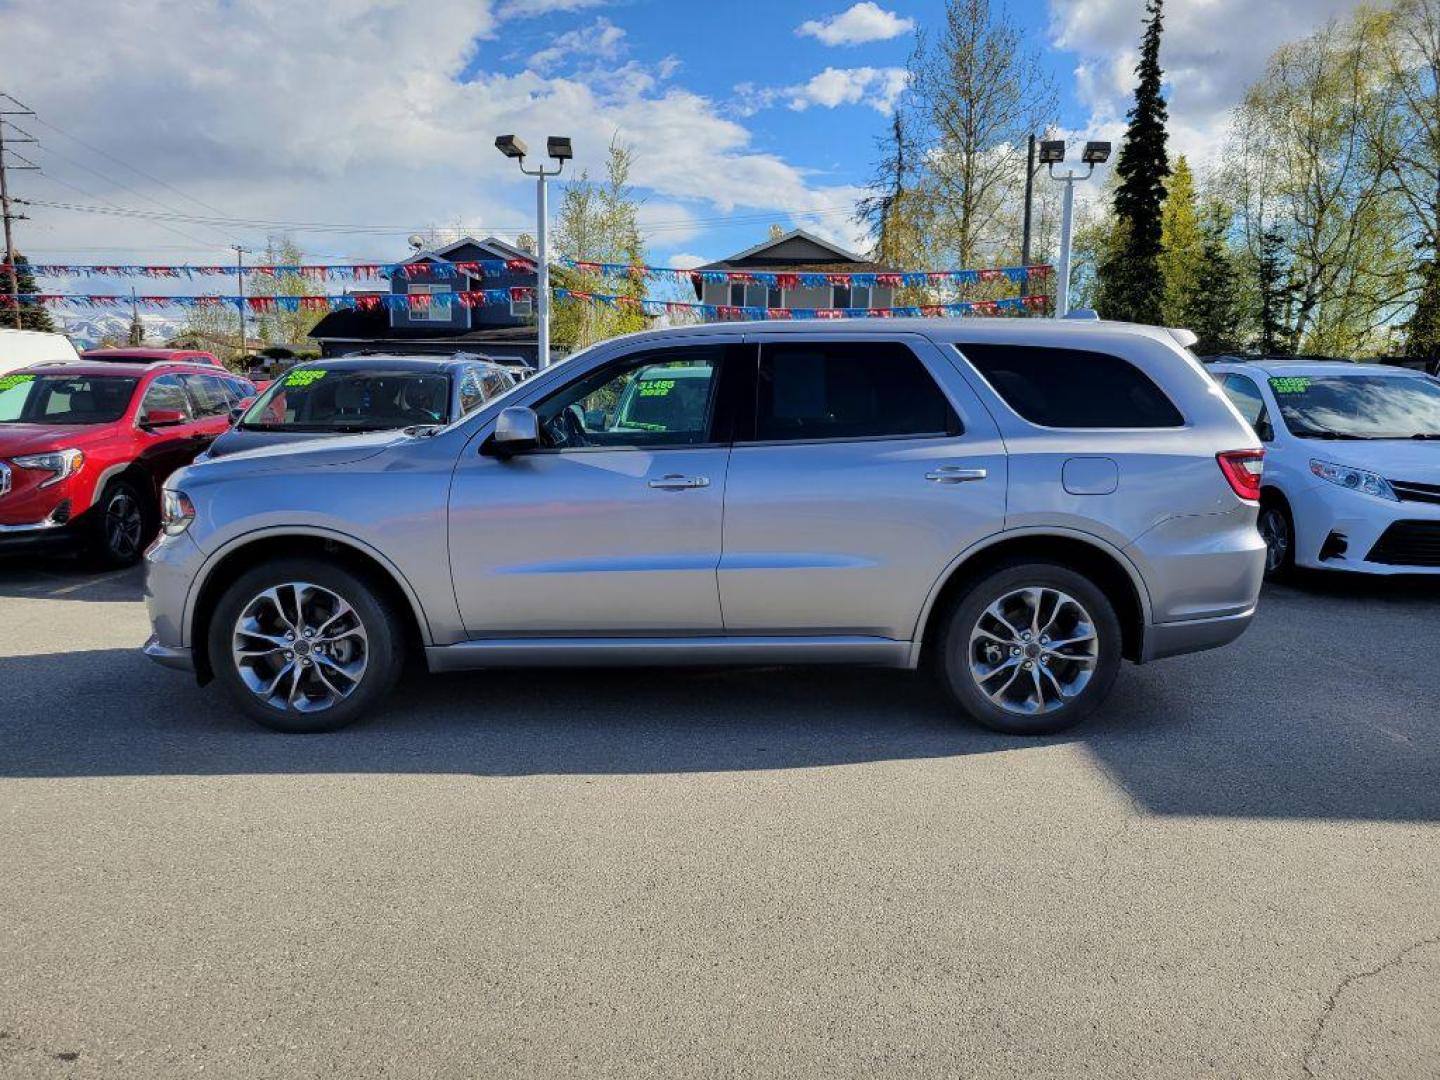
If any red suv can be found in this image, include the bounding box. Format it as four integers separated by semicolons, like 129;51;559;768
0;362;254;566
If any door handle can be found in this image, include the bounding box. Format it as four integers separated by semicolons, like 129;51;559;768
648;474;710;490
926;465;987;484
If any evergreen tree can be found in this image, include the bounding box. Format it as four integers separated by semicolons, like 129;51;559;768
1256;225;1294;354
1096;0;1170;324
8;255;55;333
1407;259;1440;364
1158;155;1203;326
1186;204;1240;354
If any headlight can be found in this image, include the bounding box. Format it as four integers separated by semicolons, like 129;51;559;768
160;489;196;536
13;448;84;488
1309;459;1398;501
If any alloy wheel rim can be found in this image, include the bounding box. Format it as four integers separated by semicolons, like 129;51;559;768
967;587;1099;716
231;582;369;714
105;490;143;559
1258;509;1289;572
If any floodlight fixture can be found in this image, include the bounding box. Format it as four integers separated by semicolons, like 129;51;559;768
494;134;528;160
1038;140;1066;164
546;136;573;161
1082;141;1112;165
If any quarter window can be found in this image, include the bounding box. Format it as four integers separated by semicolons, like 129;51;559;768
958;343;1184;428
181;373;234;418
749;341;955;442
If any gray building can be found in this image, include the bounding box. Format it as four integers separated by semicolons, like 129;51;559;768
693;229;897;314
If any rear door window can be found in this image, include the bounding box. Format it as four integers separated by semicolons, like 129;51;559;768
139;374;194;423
181;374;234;418
957;343;1184;428
746;340;956;442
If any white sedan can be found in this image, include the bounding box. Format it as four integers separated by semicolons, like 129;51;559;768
1207;358;1440;577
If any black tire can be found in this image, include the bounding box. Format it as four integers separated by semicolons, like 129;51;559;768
207;558;404;733
1257;498;1295;581
86;477;155;569
936;561;1123;736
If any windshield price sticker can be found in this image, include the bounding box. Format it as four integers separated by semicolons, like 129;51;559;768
1269;377;1312;394
285;370;327;388
637;379;675;398
0;374;36;391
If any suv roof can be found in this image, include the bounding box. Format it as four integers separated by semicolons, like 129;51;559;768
291;353;506;373
1208;357;1425;379
18;360;232;379
80;348;219;363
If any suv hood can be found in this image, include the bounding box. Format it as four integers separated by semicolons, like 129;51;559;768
0;423;120;457
179;427;407;480
1304;439;1440;480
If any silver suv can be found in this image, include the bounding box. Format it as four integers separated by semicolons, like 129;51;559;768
143;320;1266;735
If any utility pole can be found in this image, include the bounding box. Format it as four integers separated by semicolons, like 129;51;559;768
0;93;40;330
233;244;248;360
1021;134;1037;271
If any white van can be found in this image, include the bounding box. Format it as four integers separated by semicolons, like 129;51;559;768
0;328;81;374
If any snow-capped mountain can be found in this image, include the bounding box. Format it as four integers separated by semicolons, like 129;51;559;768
57;311;188;350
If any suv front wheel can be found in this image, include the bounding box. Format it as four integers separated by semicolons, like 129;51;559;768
209;559;404;732
937;561;1123;736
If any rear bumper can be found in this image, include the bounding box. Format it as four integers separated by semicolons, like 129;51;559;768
1141;605;1256;662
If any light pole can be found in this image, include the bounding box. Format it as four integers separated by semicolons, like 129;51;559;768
1042;139;1111;317
495;134;571;369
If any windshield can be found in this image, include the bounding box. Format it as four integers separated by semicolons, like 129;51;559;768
0;373;139;425
240;369;452;432
1269;374;1440;439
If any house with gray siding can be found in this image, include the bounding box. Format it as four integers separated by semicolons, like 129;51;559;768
692;229;897;315
309;236;545;366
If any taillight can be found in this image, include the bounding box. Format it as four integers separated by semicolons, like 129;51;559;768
1217;450;1264;501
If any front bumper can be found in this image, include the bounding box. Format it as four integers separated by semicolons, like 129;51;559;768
0;516;79;555
142;634;194;672
142;529;206;661
1290;479;1440;574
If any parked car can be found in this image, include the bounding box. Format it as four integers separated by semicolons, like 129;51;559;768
199;354;518;461
1208;357;1440;577
81;347;225;369
0;361;253;565
143;320;1265;735
1;329;81;375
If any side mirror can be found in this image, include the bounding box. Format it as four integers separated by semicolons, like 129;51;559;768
142;408;186;429
229;397;255;425
484;406;540;457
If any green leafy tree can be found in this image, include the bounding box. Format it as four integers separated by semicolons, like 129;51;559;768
8;254;55;332
551;137;648;349
1096;0;1171;324
248;236;326;349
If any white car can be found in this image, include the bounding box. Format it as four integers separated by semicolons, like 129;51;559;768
1208;358;1440;577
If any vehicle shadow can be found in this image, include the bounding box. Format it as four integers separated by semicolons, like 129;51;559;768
0;560;145;603
1;607;1437;822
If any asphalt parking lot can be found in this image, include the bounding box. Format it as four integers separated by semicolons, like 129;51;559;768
0;561;1437;1079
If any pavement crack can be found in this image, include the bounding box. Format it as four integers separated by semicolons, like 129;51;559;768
1300;932;1440;1078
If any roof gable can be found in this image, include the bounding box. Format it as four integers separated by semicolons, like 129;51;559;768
712;228;865;268
406;235;534;265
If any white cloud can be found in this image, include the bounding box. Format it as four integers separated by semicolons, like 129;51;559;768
498;0;607;18
666;253;708;270
797;3;915;47
529;16;626;72
787;67;909;113
1048;0;1362;171
0;0;875;264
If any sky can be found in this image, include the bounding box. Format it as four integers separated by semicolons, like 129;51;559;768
0;0;1365;278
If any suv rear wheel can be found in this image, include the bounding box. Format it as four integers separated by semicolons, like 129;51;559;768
208;559;403;733
937;561;1122;736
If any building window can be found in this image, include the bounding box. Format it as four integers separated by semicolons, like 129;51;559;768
510;295;533;318
409;283;452;322
728;283;784;309
832;284;871;310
